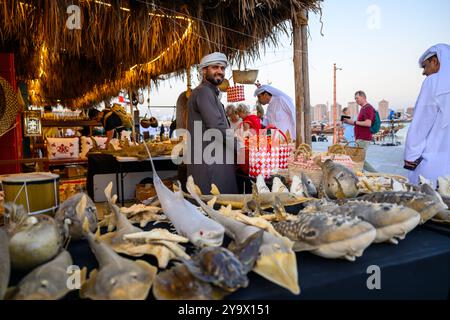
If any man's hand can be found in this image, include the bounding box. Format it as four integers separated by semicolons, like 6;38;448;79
403;157;423;171
343;118;354;125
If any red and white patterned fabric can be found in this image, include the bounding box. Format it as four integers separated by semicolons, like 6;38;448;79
80;136;108;159
226;85;245;102
47;137;79;160
248;129;292;178
290;153;354;171
322;154;354;169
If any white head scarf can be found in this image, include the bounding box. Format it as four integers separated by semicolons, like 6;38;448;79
254;85;295;106
199;52;228;69
418;43;450;96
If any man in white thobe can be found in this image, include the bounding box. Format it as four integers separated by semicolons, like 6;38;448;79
254;85;296;140
404;43;450;186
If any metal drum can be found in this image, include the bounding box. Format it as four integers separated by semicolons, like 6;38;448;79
1;172;60;215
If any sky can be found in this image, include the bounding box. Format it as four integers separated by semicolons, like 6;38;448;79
117;0;450;120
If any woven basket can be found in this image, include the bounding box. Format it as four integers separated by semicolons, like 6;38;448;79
329;142;366;163
288;144;323;188
344;141;366;163
327;143;366;174
0;76;20;136
218;78;230;92
232;70;259;84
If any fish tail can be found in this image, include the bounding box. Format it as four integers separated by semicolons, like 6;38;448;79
142;141;159;181
210;184;219;196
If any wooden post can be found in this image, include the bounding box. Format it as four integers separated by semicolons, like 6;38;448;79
129;89;136;142
333;64;337;144
292;14;305;147
186;65;192;98
332;64;342;144
300;10;311;146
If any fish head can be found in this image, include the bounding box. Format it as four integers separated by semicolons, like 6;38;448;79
191;229;224;248
13;272;66;300
356;202;420;227
185;246;248;291
437;177;450;196
324;168;358;199
55;193;98;240
97;262;156;300
153;264;225;300
418;175;433;188
256;175;270;193
420;183;448;209
295;212;375;247
290;175;303;193
301;173;318;197
271;177;288;193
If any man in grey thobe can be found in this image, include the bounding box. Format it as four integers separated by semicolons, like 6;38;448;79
187;52;238;194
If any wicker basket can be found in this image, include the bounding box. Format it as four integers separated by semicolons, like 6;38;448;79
232;70;259;84
218;78;230;92
327;143;364;173
344;142;366;163
329;142;366;163
288;144;323;188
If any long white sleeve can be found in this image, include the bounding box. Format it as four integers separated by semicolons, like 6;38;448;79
404;76;439;161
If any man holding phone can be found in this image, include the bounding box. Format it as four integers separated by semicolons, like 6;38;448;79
342;90;377;172
404;43;450;185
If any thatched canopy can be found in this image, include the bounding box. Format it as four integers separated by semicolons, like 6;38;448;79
0;0;321;107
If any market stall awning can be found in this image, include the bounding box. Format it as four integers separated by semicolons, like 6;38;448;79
0;0;322;107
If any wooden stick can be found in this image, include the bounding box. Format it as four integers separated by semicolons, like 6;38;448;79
301;9;311;146
292;13;305;147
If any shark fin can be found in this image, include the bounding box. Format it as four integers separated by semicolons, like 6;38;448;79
104;182;113;202
79;267;88;286
210;184;220;196
80;269;98;299
95;225;101;241
207;196;217;208
111;194;118;204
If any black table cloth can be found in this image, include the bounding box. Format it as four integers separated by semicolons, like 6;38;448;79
8;220;450;300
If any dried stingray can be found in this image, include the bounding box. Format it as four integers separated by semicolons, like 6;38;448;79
186;176;300;295
80;219;157;300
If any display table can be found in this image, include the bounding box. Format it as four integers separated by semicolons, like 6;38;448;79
8;219;450;300
86;153;178;204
